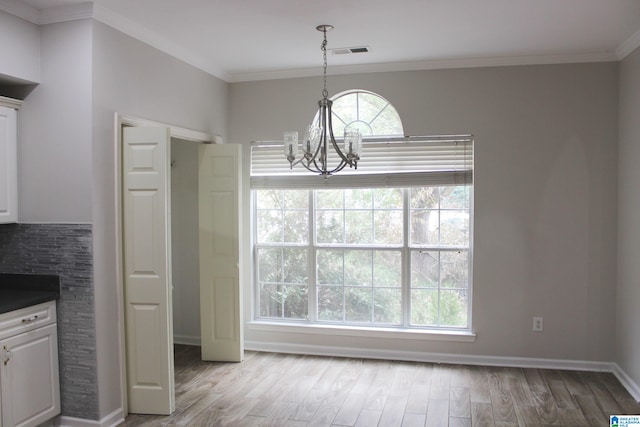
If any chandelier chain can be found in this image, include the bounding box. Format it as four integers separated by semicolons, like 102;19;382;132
321;28;328;99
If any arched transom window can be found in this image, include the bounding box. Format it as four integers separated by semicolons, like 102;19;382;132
313;90;404;137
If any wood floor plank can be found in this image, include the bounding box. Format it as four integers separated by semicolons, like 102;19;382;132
188;396;260;427
247;401;299;427
601;373;640;414
169;392;223;426
430;371;451;401
507;374;535;407
432;364;453;388
306;404;338;425
470;401;494;426
378;394;409;427
580;371;623;415
450;386;471;418
332;392;367;426
389;363;417;398
413;363;434;386
557;407;589;426
354;409;382;427
363;361;397;411
289;396;321;423
574;394;607;427
401;412;426;427
405;383;430;414
546;379;577;410
449;416;472;427
322;360;361;408
559;370;591;395
451;365;471;388
524;369;551;395
281;375;323;403
121;345;640;427
487;366;507;393
425;398;449;427
469;366;492;404
531;391;560;425
513;404;541;427
489;388;518;424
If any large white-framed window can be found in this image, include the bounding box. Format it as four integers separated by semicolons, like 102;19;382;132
251;90;473;332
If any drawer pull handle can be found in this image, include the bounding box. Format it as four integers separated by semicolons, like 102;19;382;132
21;315;39;323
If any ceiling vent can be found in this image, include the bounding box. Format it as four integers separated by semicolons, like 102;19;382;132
331;46;370;55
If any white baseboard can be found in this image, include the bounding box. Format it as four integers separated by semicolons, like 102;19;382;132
55;408;124;427
174;334;201;346
613;363;640;403
245;340;614;372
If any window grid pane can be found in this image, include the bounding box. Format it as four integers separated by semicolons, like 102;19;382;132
254;185;471;330
409;249;469;328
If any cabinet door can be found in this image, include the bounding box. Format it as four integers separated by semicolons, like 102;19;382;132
0;106;17;223
1;324;60;427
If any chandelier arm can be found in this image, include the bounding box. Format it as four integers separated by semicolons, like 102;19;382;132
327;159;349;175
289;155;308;169
304;103;324;162
299;158;323;174
327;102;353;166
306;132;323;163
309;153;324;174
308;127;326;174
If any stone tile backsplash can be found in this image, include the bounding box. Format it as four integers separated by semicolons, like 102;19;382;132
0;223;98;420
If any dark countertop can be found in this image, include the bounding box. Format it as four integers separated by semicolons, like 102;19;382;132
0;273;60;315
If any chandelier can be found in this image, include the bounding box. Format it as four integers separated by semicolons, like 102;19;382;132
284;25;363;176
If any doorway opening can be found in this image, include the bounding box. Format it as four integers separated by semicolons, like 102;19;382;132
116;114;243;417
116;115;212;416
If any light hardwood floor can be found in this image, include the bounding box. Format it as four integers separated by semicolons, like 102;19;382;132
121;345;640;426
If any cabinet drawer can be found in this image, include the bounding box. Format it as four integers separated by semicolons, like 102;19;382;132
0;301;56;340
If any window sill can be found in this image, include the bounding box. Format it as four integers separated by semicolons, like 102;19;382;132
246;321;476;343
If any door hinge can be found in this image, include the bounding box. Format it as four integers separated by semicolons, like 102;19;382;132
2;345;10;366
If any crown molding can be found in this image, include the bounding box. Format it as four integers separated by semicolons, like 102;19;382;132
39;2;93;25
0;0;40;23
228;51;618;82
0;0;92;25
616;27;640;60
92;3;231;82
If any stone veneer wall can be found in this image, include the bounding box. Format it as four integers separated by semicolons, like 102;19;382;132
0;223;98;420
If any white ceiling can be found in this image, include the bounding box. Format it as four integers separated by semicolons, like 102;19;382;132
10;0;640;82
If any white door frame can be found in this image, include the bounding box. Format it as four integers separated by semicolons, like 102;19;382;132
114;113;215;416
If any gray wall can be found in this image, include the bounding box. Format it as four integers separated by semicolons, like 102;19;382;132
230;62;619;362
18;19;93;223
617;47;640;392
91;20;229;418
0;9;40;84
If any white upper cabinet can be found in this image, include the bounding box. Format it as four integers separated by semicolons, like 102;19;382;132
0;101;19;223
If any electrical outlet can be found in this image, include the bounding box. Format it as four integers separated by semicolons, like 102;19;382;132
533;317;543;332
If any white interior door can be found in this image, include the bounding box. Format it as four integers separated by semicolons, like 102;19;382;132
122;126;175;414
199;143;243;362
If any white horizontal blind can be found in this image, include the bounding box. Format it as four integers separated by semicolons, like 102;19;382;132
250;135;473;189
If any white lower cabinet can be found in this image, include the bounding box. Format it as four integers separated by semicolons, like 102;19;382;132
0;301;60;427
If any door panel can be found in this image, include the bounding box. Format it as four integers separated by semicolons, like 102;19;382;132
123;126;175;415
199;144;243;362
